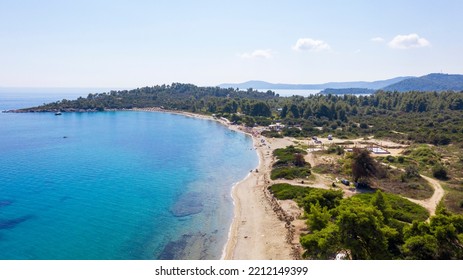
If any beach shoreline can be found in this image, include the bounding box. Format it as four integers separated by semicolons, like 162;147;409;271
133;107;298;260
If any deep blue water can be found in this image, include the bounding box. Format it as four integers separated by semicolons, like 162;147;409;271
0;97;258;259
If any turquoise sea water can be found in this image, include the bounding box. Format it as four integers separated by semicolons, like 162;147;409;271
0;98;258;259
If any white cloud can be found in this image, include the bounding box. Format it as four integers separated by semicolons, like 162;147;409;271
371;37;385;43
239;49;273;59
388;33;430;49
292;38;330;51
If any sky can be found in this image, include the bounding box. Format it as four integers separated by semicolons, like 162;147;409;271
0;0;462;88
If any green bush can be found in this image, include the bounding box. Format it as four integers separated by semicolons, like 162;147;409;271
405;165;420;179
273;146;307;165
271;166;311;180
326;145;344;155
302;189;343;213
268;183;312;200
386;155;395;163
271;146;311;180
353;192;429;223
405;145;440;166
432;164;448;180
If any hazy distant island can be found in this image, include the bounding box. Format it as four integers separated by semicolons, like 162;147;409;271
8;73;463;259
218;76;411;90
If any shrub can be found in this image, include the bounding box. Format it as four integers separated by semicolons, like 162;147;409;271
294;153;305;167
353;192;429;222
268;183;312;200
432;164;448;180
271;166;311;180
271;146;311;179
386;155;395;163
405;165;420;179
398;156;405;163
407;183;422;190
326;145;344;155
302;189;343;213
405;145;440;166
273;145;307;160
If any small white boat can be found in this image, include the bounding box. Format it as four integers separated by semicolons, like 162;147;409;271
55;112;62;115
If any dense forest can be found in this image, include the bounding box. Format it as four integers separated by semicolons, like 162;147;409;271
15;83;463;146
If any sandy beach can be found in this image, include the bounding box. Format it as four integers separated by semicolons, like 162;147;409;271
134;108;299;260
222;135;299;260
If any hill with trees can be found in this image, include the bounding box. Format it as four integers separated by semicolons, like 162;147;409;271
382;73;463;92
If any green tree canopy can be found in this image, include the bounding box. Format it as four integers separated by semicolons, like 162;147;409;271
351;148;378;182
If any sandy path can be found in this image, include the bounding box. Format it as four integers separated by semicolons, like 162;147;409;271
406;175;445;217
307;148;444;211
380;163;445;217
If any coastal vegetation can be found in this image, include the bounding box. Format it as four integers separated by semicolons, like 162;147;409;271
315;147;434;200
16;83;463;146
268;183;463;259
269;183;312;201
353;192;429;222
301;192;463;260
270;141;462;259
271;146;311;180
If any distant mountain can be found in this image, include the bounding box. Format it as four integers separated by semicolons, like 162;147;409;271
381;73;463;92
219;76;411;90
319;88;375;95
318;77;412;90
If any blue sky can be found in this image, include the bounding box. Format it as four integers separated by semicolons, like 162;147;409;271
1;0;462;87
